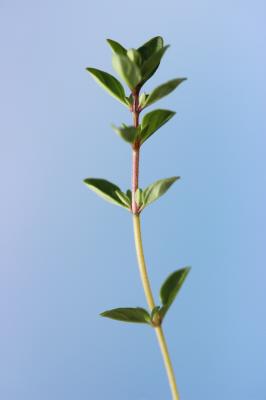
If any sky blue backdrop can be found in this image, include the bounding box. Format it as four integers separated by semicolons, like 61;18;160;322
1;0;266;399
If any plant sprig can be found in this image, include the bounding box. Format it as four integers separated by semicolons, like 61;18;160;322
84;36;189;400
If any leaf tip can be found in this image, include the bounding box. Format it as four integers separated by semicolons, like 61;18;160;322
99;311;107;317
106;38;113;47
172;175;180;182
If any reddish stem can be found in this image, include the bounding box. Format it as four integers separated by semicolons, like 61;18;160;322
132;89;140;214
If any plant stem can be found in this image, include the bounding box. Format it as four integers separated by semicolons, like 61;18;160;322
132;214;155;310
155;324;180;400
132;214;180;400
131;91;180;400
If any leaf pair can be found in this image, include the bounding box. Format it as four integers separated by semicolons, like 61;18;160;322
113;109;176;145
87;69;186;111
101;267;190;326
83;176;179;212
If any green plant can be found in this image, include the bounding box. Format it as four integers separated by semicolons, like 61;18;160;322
84;36;190;400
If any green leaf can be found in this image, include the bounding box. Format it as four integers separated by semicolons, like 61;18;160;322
160;267;191;318
135;188;143;208
139;92;149;108
141;45;169;83
126;189;132;204
125;94;133;106
151;306;161;320
86;68;127;106
115;190;131;207
100;307;151;324
106;38;127;56
112;54;142;90
143;78;187;108
83;178;129;209
137;36;164;63
112;124;139;144
143;176;180;208
127;48;142;66
140;109;176;144
151;306;162;326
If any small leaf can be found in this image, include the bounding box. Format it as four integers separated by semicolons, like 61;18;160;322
143;176;180;207
151;306;161;320
112;54;142;90
106;38;127;56
112;124;139;143
86;68;127;106
140;109;176;144
160;267;191;318
100;307;151;324
151;306;162;326
139;92;149;108
115;190;131;207
135;188;143;208
143;78;187;108
83;178;129;209
141;45;169;83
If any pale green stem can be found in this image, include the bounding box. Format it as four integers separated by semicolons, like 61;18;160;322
133;214;180;400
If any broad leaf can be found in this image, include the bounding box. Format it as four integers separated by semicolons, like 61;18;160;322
112;124;139;143
160;267;191;318
83;178;129;209
140;109;176;144
142;176;180;207
138;36;165;84
86;68;127;106
100;307;151;324
141;45;169;83
143;78;187;108
137;36;164;63
112;54;142;90
106;38;127;56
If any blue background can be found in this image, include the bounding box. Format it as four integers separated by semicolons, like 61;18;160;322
1;0;265;399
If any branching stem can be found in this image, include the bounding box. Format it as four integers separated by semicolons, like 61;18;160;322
131;92;180;400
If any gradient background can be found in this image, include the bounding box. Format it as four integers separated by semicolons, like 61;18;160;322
1;0;266;399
